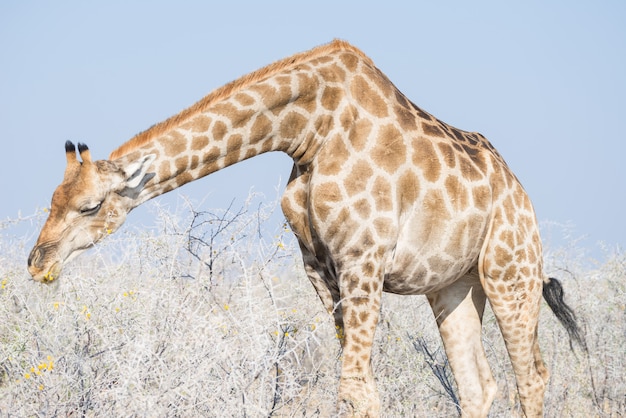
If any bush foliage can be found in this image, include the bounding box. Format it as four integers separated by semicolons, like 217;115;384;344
1;196;624;417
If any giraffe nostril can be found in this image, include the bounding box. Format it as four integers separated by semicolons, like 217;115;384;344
28;247;44;269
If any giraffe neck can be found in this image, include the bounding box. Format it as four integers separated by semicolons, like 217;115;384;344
111;41;366;207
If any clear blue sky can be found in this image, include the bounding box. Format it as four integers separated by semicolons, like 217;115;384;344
1;1;624;259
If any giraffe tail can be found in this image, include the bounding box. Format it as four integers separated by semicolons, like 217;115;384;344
542;277;588;352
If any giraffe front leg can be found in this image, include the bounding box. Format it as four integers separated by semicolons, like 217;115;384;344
335;267;383;418
300;250;345;332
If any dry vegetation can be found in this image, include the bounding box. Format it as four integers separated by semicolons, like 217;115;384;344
1;195;624;417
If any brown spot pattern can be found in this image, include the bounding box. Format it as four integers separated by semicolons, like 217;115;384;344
472;185;491;211
445;175;469;212
314;114;334;137
348;119;372;151
422;122;445;137
397;170;420;208
161;131;187;157
183;115;212;132
318;135;349;176
190;155;199;170
373;216;393;239
191;135;209;151
494;245;514;268
339;104;356;131
340;52;358;71
280;111;308;139
175;156;188;174
354;198;371;219
318;64;346;83
234;93;255;106
344;160;373;197
437;142;456;168
313;182;343;222
372;177;392;212
418;189;451;243
212;121;228;141
413;138;441;182
458;157;482;181
371;124;407;174
350;75;388;118
159;161;171;180
394;104;417;131
321;86;344;111
249;114;273;144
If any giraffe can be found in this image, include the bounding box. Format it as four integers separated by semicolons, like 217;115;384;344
27;40;585;417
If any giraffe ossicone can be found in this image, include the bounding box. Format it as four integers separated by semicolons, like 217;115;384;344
28;40;585;417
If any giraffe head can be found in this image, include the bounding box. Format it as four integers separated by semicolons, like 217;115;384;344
27;141;155;283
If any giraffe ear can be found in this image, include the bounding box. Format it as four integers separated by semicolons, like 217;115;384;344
122;154;156;189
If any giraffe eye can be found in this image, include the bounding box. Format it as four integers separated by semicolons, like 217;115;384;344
80;202;102;215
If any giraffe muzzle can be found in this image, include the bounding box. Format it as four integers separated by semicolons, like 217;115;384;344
27;246;45;270
27;245;61;283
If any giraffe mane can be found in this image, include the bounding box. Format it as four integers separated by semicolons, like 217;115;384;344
109;39;371;160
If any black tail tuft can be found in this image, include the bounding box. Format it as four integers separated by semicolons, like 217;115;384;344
543;277;587;352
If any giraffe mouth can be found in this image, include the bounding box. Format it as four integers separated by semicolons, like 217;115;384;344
28;257;63;283
30;261;62;283
43;262;62;283
28;238;93;283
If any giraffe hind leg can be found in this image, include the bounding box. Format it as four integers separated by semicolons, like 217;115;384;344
480;256;547;416
427;272;497;417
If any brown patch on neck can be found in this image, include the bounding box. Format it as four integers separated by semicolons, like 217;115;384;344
109;39;371;160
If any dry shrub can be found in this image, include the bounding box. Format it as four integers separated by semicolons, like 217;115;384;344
1;198;624;417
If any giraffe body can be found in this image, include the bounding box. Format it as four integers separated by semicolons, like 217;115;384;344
28;40;583;417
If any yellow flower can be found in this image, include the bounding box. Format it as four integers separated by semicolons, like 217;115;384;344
38;384;44;391
335;326;345;340
1;278;7;289
24;373;31;380
277;241;285;249
223;304;230;311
